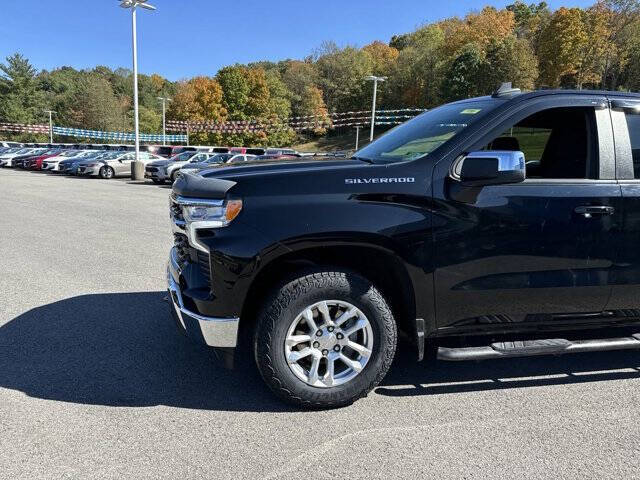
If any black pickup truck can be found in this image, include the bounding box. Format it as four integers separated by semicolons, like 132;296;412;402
168;86;640;408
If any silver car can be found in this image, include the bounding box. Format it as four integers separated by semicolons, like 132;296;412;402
76;151;163;179
144;151;216;184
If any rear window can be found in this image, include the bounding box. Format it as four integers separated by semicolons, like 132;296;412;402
624;113;640;178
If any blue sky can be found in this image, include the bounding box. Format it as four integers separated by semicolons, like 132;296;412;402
0;0;594;80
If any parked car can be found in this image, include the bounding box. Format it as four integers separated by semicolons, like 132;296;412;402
76;151;164;178
145;151;216;184
167;86;640;408
58;151;108;175
177;153;257;176
41;150;95;172
25;149;64;170
14;149;54;169
0;148;45;167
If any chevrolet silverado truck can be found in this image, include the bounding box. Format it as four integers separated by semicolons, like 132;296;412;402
167;85;640;408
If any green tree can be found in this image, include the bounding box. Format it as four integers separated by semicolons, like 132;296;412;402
0;53;46;124
315;45;374;112
441;43;486;101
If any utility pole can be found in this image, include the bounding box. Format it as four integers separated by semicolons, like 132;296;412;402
354;125;361;151
44;110;56;143
364;75;386;142
157;97;171;145
119;0;156;179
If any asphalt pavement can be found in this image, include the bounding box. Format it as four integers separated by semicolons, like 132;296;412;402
1;168;639;479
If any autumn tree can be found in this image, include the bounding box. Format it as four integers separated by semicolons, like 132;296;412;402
439;7;516;56
387;25;446;107
362;41;399;76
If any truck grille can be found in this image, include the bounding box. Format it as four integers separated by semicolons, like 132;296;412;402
196;251;211;279
146;166;158;173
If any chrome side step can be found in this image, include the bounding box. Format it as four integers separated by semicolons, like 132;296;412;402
438;334;640;361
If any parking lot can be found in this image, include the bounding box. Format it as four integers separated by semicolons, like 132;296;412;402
2;168;640;479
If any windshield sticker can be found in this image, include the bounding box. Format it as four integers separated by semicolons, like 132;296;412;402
437;123;468;128
460;109;481;115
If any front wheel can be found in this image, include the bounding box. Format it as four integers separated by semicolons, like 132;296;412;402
99;166;114;179
254;270;397;408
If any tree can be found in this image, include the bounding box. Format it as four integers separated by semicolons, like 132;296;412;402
441;43;486;101
68;74;124;131
281;60;319;117
299;85;330;135
315;46;373;112
481;35;538;91
438;7;516;56
0;53;45;124
362;41;399;76
387;25;446;108
537;6;611;89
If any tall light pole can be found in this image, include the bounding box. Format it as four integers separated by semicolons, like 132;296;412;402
119;0;156;179
157;97;171;145
364;75;386;142
44;110;56;143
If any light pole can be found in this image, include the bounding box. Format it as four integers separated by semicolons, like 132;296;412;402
44;110;56;143
157;97;171;145
354;125;361;151
364;75;386;142
119;0;156;179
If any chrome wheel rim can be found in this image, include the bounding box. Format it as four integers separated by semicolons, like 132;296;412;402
284;300;374;388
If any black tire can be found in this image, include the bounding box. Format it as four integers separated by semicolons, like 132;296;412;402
152;178;162;184
170;170;178;183
254;270;397;409
99;166;114;179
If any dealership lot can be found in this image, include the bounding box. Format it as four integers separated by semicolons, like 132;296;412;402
2;168;640;479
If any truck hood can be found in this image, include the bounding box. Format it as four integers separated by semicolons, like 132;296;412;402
199;157;364;181
173;157;371;199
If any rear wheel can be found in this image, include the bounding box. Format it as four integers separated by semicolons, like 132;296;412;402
254;270;397;408
99;166;114;179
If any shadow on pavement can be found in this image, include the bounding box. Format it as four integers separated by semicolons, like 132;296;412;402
2;292;639;411
377;342;640;397
0;292;292;412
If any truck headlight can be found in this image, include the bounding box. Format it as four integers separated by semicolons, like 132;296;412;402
182;199;243;227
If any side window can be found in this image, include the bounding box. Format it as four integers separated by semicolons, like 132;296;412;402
484;107;599;180
624;112;640;178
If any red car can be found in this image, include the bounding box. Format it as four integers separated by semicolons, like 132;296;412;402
26;150;64;170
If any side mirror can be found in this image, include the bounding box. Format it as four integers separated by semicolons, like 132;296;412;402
459;151;526;187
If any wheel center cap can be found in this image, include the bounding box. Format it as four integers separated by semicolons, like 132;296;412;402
317;331;337;350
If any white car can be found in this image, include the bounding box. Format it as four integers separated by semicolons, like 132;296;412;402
41;150;96;171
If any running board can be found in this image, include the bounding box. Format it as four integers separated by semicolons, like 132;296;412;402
438;334;640;361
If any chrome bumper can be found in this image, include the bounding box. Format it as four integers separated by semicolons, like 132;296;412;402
167;248;239;348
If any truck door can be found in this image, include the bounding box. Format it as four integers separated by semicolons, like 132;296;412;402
432;96;623;331
607;99;640;314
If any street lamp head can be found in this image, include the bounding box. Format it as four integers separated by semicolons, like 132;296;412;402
119;0;156;10
364;75;387;82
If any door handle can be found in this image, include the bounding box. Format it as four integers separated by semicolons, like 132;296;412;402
574;205;615;218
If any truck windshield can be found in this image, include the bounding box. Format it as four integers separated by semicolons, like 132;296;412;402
355;99;500;164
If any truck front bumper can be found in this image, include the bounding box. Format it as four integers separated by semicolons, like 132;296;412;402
167;248;239;348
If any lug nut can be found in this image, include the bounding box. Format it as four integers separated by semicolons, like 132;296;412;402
322;349;329;356
328;326;334;332
313;341;320;348
336;333;344;340
316;330;323;337
333;345;341;352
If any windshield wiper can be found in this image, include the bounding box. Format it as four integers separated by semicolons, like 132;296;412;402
350;155;375;164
